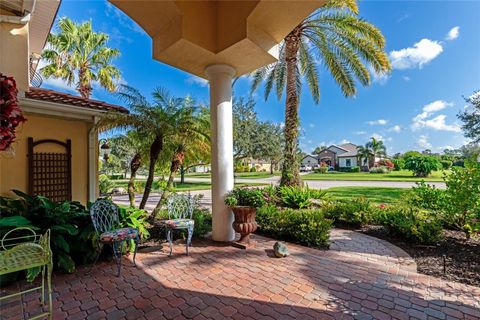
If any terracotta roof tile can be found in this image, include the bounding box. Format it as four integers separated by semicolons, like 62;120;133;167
25;87;129;113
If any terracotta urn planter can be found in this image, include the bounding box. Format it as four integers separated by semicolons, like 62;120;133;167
230;206;258;249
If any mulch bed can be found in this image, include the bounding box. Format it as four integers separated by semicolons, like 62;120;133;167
359;225;480;287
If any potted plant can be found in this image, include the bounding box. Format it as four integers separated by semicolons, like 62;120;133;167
225;187;265;248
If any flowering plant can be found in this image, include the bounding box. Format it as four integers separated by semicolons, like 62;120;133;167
0;73;26;151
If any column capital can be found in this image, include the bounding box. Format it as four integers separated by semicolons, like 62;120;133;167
204;64;236;79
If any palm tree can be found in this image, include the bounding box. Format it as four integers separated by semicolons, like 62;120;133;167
152;100;210;214
356;144;371;169
99;85;195;211
367;136;387;163
40;17;121;98
251;0;391;186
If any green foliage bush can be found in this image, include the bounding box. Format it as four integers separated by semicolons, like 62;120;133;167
250;167;257;172
0;191;96;273
404;155;441;177
374;205;443;244
224;187;265;207
440;160;452;170
156;207;212;239
256;206;332;247
392;159;404;171
314;166;328;174
403;181;446;213
443;162;480;238
278;186;311;209
323;197;374;226
99;174;115;194
350;166;360;173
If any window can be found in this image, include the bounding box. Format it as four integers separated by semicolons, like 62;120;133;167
345;159;351;167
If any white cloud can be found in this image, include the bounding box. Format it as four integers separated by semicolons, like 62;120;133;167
309;123;315;128
371;133;384;141
369;66;390;85
445;26;460;41
402;76;411;81
389;39;443;70
417;135;432;149
388;125;402;133
412;100;459;132
340;139;350;144
185;75;209;87
41;77;77;93
105;2;144;34
367;119;388;126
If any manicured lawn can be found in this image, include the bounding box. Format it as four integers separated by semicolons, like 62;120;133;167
112;180;265;192
186;172;279;179
303;170;447;182
326;186;409;204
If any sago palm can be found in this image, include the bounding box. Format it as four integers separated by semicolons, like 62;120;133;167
99;85;197;212
251;0;391;186
40;17;120;98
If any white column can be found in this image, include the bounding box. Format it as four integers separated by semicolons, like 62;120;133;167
205;64;236;242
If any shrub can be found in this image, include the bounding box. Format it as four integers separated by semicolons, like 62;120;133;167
156;207;212;239
314;166;328;174
256;206;332;247
403;181;446;213
278;186;311;209
440;160;452;170
108;174;124;180
99;174;115;194
392;159;404;171
0;191;96;273
118;205;151;242
350;166;360;172
224;187;265;207
153;178;168;191
375;205;443;244
250;167;256;173
323;197;374;226
404;155;441;177
377;159;394;170
369;166;389;174
443;162;480;238
338;167;355;172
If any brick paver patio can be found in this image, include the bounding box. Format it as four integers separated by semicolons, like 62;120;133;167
2;229;479;320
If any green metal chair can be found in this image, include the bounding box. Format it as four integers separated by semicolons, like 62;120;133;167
0;227;53;320
89;200;140;276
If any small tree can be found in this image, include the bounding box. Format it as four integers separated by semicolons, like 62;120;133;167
404;155;441;177
458;91;480;143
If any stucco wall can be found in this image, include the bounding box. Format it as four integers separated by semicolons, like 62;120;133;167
339;157;358;167
0;114;90;203
0;22;30;91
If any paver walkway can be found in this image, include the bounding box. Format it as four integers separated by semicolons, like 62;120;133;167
2;229;479;320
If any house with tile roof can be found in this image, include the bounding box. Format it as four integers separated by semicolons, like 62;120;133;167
0;3;127;203
301;143;376;170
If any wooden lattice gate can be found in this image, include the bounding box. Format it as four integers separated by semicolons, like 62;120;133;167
28;137;72;202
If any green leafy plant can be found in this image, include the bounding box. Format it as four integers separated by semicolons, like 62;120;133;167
323;197;374;226
404;155;441;177
369;166;390;174
443;162;480;238
99;174;115;195
224;187;265;208
278;186;312;209
155;207;212;239
256;206;332;247
0;191;96;273
375;205;443;244
402;181;446;213
392;159;404;171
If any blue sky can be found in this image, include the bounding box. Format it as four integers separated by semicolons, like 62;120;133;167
41;0;480;155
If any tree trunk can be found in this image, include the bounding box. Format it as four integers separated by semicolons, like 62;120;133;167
152;147;185;216
139;135;163;209
270;161;274;175
128;153;141;208
180;165;185;183
280;27;302;187
77;67;92;99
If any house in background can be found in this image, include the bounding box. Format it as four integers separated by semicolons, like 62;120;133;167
0;0;127;203
301;143;376;170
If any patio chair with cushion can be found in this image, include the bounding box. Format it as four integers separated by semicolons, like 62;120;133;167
89;200;140;276
161;193;195;256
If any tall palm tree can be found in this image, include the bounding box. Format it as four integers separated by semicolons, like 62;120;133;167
152;99;210;213
40;17;121;98
99;85;196;210
356;144;371;169
367;136;387;162
251;0;391;186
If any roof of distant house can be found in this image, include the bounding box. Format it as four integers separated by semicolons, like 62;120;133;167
25;87;129;114
336;143;360;157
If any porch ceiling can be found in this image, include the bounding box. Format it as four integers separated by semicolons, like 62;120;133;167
109;0;326;78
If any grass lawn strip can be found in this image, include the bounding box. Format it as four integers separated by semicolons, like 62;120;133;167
303;170;447;182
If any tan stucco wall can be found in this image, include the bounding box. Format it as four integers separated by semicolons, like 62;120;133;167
0;114;90;203
0;22;30;91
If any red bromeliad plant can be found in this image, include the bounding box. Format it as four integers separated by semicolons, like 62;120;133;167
0;73;26;151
